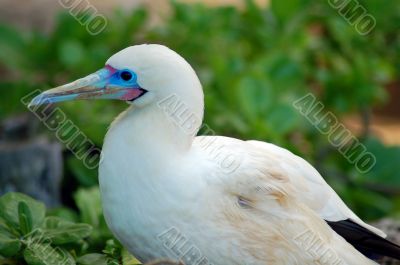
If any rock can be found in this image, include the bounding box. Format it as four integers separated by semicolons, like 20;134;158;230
372;218;400;265
0;113;63;207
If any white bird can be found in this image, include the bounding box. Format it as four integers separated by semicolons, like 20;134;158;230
31;44;400;265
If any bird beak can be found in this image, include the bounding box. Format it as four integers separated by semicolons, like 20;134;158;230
29;65;146;106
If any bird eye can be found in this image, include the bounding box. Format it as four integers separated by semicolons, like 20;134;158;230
120;70;133;82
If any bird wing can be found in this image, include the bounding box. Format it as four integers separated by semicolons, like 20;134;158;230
193;136;385;238
193;135;380;264
245;139;386;238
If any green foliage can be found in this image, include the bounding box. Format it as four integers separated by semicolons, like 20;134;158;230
0;1;399;260
0;193;45;235
0;192;140;265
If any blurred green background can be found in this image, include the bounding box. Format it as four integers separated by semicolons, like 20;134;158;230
0;0;399;264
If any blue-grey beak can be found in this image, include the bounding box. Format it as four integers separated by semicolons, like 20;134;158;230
29;65;146;107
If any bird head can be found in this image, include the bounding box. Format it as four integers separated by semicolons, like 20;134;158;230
30;44;204;117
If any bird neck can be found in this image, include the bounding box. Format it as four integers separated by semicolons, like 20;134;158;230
104;102;203;159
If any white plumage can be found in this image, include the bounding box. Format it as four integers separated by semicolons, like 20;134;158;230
97;45;382;264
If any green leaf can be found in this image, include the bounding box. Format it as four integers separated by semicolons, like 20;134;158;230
0;233;21;257
0;218;13;235
74;187;102;227
103;239;120;258
0;193;45;234
18;201;33;235
42;217;92;245
77;253;108;265
46;208;79;223
23;243;75;265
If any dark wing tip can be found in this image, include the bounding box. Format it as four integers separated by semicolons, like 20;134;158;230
326;219;400;260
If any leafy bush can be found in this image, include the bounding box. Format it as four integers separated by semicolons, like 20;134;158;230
0;0;399;263
0;191;140;265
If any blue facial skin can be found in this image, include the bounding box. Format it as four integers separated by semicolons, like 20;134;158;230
93;67;139;89
108;69;139;89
